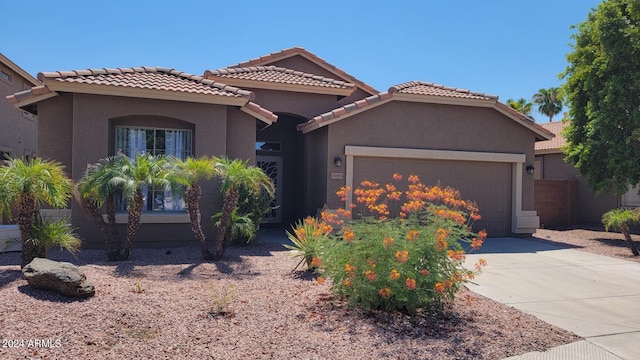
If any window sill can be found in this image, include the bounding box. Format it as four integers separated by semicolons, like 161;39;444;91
104;212;191;224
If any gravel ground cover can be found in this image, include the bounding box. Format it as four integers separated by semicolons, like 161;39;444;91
0;232;586;360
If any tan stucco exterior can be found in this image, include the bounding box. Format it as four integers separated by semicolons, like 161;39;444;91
37;92;255;247
306;101;539;236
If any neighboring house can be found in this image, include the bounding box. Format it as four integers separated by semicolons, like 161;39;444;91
534;120;628;226
6;47;553;248
0;53;39;163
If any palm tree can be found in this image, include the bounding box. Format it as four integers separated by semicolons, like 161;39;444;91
506;98;533;116
0;157;73;267
212;157;274;259
76;156;128;260
532;87;563;122
118;153;180;260
170;156;217;259
602;208;640;256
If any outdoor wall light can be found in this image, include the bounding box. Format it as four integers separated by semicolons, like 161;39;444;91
526;165;535;174
334;156;343;167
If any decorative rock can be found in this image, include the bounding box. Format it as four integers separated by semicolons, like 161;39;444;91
22;258;95;298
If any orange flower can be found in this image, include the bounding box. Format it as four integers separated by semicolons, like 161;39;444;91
336;186;351;202
475;258;488;272
383;236;394;249
434;282;445;294
395;250;409;264
336;208;352;219
447;250;466;262
367;258;377;268
316;276;325;285
343;227;355;242
406;229;419;241
405;278;417;290
435;228;448;251
389;269;400;280
379;288;391;298
342;279;352;287
419;269;430;275
392;173;402;181
294;227;306;241
303;217;316;226
408;174;420;184
344;263;356;273
365;270;378;282
310;257;323;268
478;230;488;239
471;237;484;250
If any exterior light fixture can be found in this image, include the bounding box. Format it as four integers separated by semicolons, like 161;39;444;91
334;156;343;167
526;165;535;174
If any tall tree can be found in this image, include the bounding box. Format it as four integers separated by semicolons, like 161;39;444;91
506;98;533;116
0;158;73;267
562;0;640;196
170;156;217;260
532;87;563;122
212;157;274;259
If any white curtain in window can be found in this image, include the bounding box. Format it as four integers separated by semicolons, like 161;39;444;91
164;130;186;211
128;128;147;158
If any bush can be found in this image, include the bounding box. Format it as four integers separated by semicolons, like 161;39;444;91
293;173;487;313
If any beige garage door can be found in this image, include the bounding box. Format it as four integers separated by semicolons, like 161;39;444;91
353;157;512;237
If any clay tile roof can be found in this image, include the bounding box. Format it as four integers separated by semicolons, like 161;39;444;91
6;85;54;106
205;65;356;91
389;81;498;100
298;92;393;132
226;46;378;95
535;121;567;152
37;67;253;99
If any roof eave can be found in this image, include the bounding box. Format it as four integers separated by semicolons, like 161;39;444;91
494;103;555;141
241;101;278;126
0;53;40;86
43;80;248;106
204;76;355;97
298;94;394;134
534;148;562;155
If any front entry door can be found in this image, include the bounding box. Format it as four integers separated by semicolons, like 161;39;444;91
256;155;283;223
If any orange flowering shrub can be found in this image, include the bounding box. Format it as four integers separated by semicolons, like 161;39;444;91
314;173;487;313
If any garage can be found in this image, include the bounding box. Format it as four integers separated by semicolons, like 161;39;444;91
352;156;511;236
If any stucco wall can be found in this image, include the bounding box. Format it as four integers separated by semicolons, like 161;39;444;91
304;126;328;215
0;62;37;159
38;92;240;247
249;88;340;119
324;101;537;214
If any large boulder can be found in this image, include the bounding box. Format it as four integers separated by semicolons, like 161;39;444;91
22;258;95;298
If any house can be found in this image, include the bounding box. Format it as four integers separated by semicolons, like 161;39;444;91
6;47;553;248
533;120;634;227
0;53;40;164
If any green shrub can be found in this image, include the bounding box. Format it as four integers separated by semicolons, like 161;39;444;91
301;173;487;313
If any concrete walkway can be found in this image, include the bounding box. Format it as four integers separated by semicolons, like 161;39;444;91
465;238;640;360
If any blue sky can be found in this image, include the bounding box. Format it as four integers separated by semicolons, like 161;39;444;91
2;1;601;123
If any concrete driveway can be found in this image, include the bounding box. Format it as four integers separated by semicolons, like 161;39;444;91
465;237;640;360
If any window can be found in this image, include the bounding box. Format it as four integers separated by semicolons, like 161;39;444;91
256;141;281;152
115;126;192;212
0;70;11;83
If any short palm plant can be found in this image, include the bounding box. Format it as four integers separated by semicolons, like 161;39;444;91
0;157;74;267
602;208;640;256
170;156;217;259
212;157;274;259
31;216;81;258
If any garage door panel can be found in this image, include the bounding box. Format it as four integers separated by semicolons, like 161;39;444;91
353;157;511;237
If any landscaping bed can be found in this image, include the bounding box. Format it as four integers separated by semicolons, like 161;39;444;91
0;238;579;360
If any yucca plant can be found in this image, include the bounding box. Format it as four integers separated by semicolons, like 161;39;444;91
284;217;331;271
602;208;640;256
